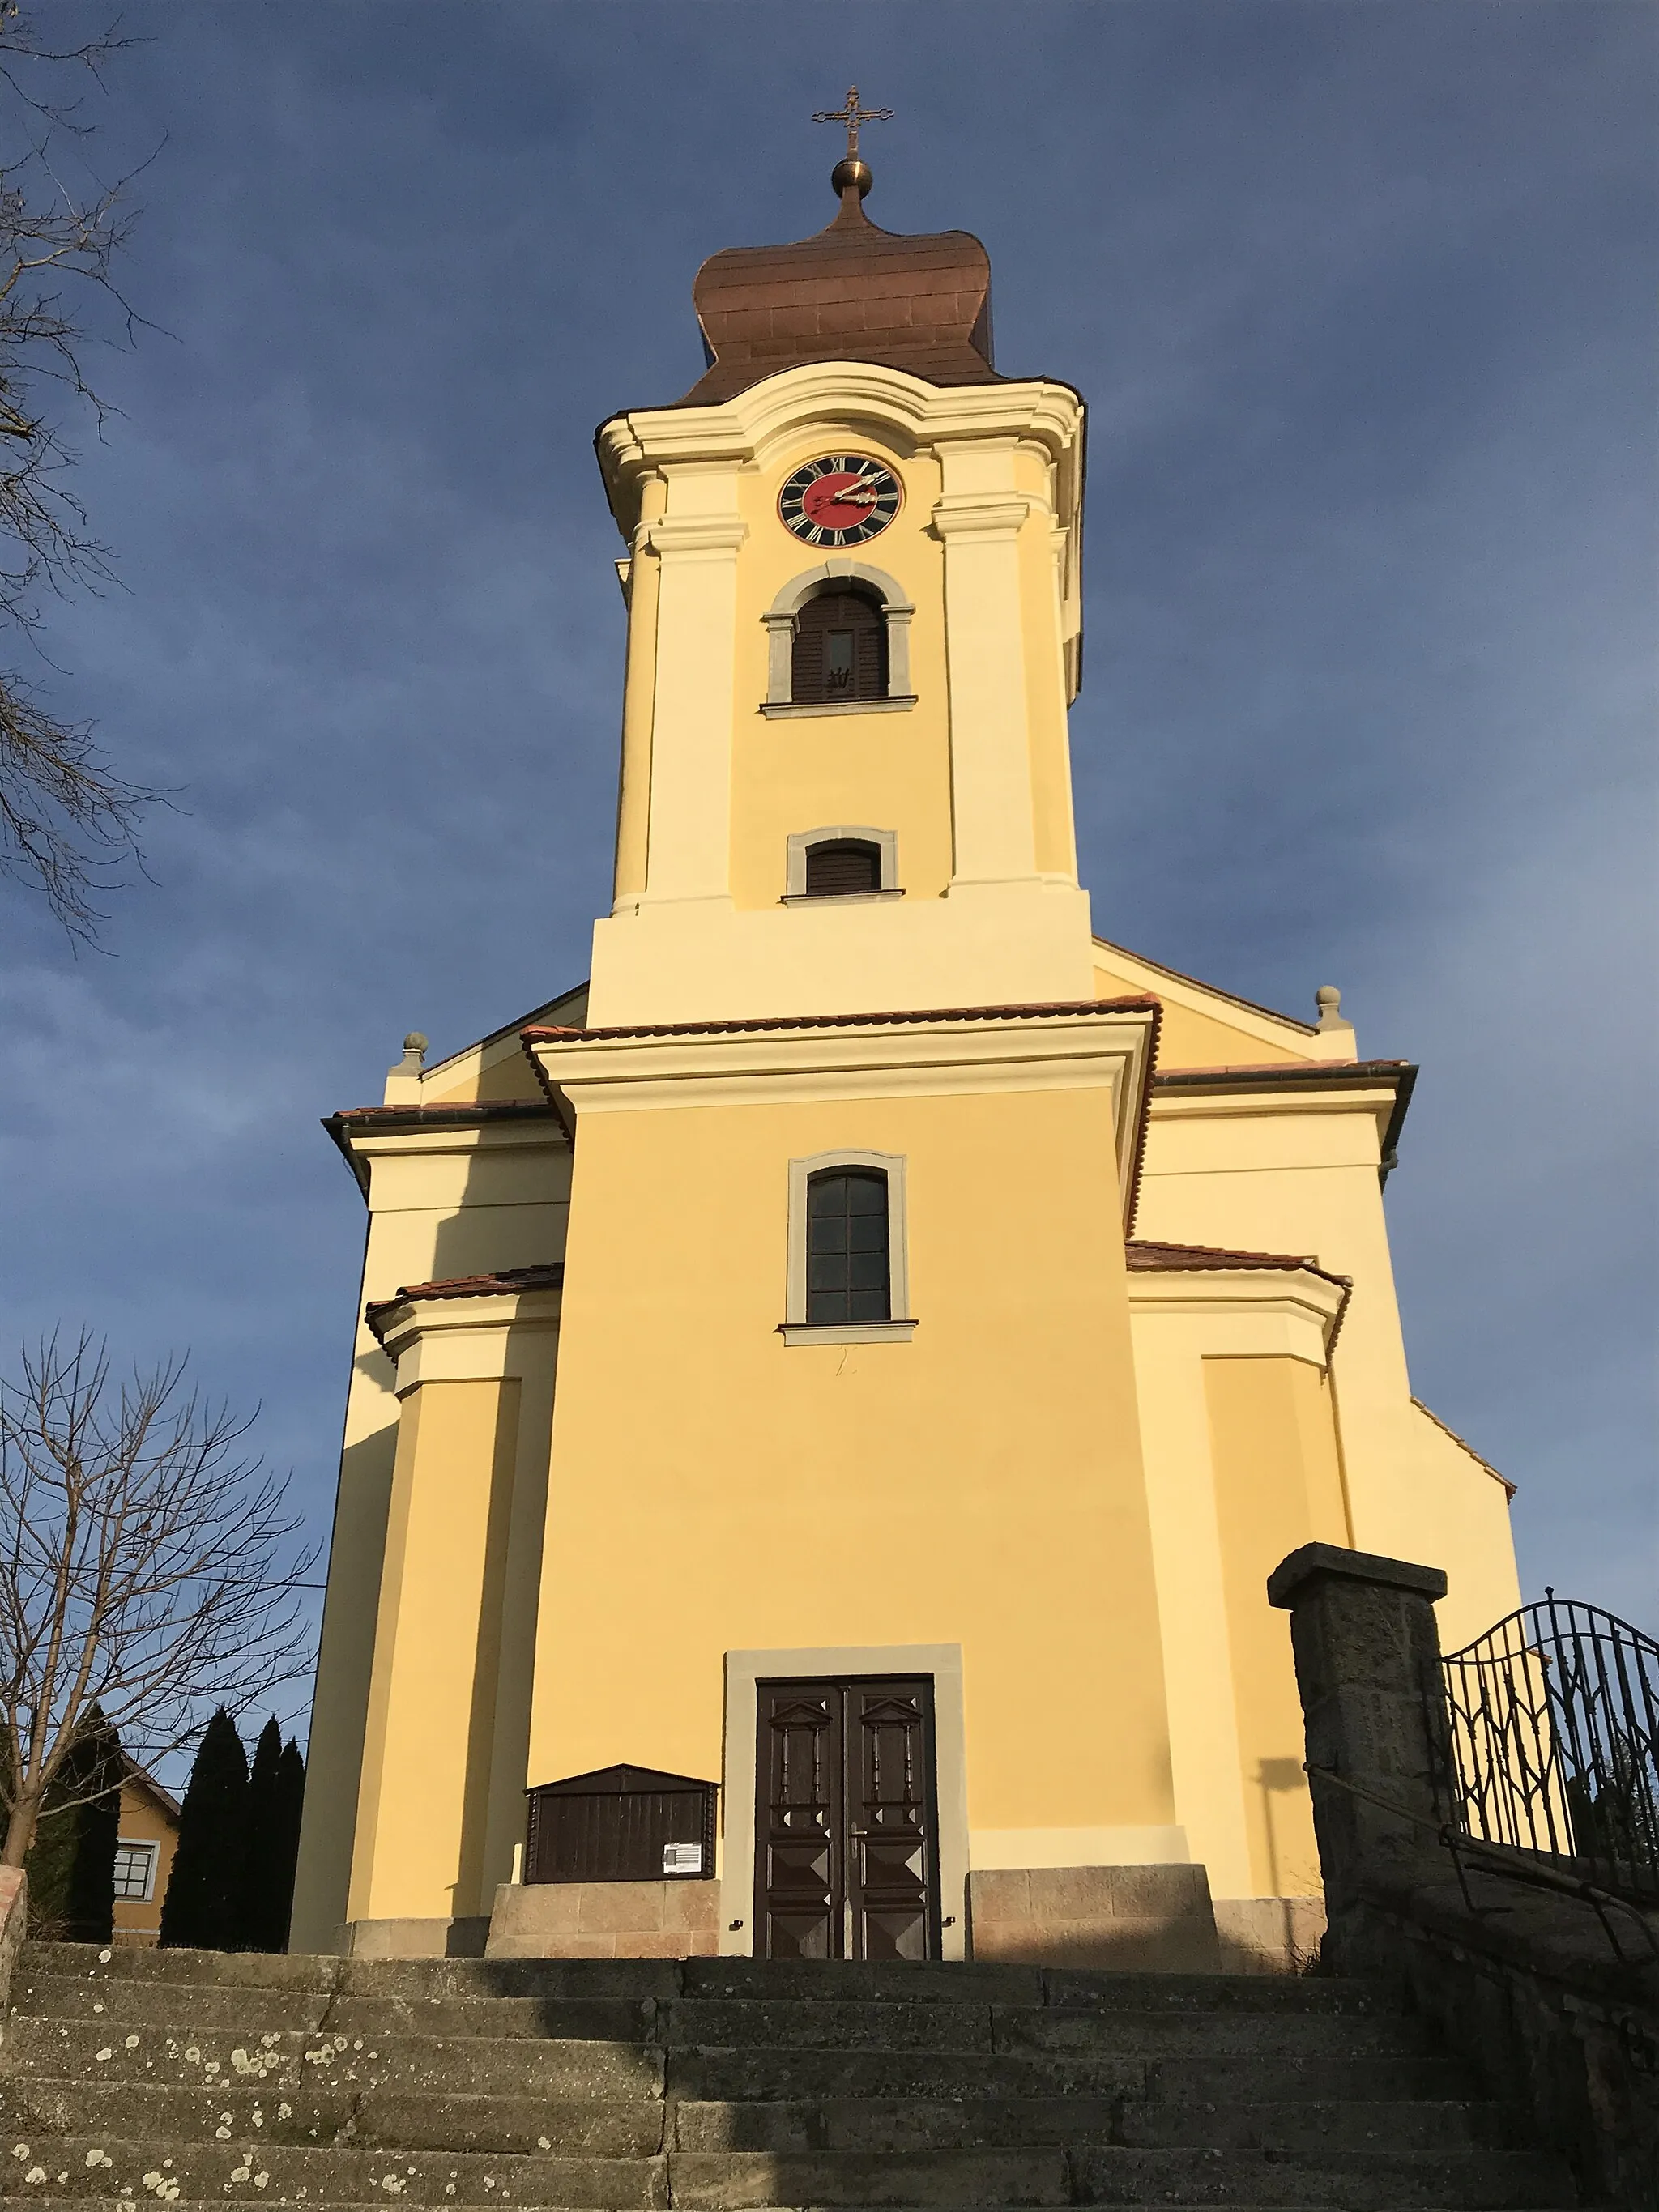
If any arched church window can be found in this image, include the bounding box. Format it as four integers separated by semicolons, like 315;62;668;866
791;584;889;705
804;838;882;897
806;1168;891;1325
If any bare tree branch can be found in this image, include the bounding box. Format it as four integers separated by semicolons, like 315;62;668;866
0;1329;318;1865
0;6;164;942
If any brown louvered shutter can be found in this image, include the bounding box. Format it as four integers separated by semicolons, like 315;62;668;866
804;840;882;897
791;587;889;704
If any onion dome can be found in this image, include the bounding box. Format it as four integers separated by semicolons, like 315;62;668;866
676;155;999;407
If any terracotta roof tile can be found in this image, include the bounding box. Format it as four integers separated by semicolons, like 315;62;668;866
1125;1239;1354;1353
365;1263;564;1342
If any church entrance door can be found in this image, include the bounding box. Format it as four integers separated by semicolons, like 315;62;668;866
753;1675;940;1961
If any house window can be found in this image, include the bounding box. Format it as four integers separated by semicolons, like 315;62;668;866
791;585;888;705
113;1839;158;1902
782;1151;914;1344
807;1169;891;1324
804;839;882;897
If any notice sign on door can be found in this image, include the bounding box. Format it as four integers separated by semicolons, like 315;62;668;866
663;1842;703;1875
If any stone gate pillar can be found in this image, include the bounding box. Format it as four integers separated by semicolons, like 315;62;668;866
1266;1541;1452;1971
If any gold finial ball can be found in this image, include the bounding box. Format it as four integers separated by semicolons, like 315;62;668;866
831;155;872;198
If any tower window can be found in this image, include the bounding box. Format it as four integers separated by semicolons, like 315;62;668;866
804;839;882;897
791;585;888;705
806;1169;891;1325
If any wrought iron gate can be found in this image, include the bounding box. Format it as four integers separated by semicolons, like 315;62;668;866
1441;1590;1659;1907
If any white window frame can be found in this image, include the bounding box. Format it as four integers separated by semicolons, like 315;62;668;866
760;559;917;715
783;826;902;904
781;1150;915;1345
113;1837;159;1903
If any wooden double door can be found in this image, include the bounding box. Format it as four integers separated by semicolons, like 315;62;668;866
754;1675;940;1961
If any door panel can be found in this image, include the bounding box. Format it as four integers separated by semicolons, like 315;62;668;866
755;1675;939;1960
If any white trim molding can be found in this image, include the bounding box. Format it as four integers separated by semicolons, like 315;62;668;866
783;1149;911;1340
720;1642;969;1961
783;826;900;901
761;558;915;705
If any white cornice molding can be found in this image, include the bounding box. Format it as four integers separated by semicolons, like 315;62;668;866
1126;1264;1347;1364
374;1288;563;1392
343;1121;569;1164
597;364;1084;536
527;1005;1155;1228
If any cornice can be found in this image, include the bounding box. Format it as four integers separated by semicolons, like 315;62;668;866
1148;1061;1418;1187
1125;1259;1350;1362
323;1100;564;1197
524;999;1158;1230
596;362;1084;541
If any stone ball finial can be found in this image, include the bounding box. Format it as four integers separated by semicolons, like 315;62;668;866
403;1031;429;1056
1314;986;1350;1033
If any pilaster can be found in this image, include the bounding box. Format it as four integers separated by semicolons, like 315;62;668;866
639;504;747;906
932;490;1040;887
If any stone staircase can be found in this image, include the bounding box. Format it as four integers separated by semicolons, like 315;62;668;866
0;1941;1589;2210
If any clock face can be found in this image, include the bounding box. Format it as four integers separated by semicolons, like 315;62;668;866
778;454;902;548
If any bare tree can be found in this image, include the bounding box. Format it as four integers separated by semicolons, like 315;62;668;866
0;1331;317;1867
0;6;162;940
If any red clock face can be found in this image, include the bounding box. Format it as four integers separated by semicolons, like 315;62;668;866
778;454;902;547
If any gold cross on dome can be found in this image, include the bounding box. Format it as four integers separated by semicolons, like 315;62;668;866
812;85;893;161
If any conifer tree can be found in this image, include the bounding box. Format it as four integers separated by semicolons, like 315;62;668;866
274;1737;306;1948
22;1708;122;1941
158;1708;247;1950
237;1717;291;1952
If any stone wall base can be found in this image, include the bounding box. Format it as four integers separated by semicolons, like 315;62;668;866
486;1879;719;1959
966;1864;1222;1970
1213;1895;1326;1974
335;1915;491;1959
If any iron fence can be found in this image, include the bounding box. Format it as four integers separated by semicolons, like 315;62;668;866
1441;1591;1659;1907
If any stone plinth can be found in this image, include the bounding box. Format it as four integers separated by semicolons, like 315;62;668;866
966;1863;1222;1970
487;1877;719;1958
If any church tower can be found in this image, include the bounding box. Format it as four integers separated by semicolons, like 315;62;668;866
587;130;1093;1025
291;120;1522;1967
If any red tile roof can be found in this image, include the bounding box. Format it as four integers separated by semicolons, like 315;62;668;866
365;1263;565;1341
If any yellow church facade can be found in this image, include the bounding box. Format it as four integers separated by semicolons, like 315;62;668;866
290;150;1520;1966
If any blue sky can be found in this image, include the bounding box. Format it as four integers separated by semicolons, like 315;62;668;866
2;2;1653;1741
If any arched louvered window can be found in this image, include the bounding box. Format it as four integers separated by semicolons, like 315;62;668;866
805;1169;890;1325
804;839;882;897
791;585;889;705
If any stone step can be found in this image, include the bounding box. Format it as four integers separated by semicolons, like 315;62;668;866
667;2048;1153;2101
1067;2146;1580;2209
664;2043;1469;2107
659;2146;1572;2209
22;1947;1389;2016
1;2022;663;2099
0;2084;666;2157
986;2009;1420;2059
667;1998;1425;2058
0;2202;1592;2212
10;1978;655;2046
667;2096;1515;2156
0;2140;667;2206
670;2099;1121;2152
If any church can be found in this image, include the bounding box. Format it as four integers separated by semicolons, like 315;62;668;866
288;114;1521;1968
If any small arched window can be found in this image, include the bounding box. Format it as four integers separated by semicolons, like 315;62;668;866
791;585;889;705
804;839;882;897
806;1169;890;1325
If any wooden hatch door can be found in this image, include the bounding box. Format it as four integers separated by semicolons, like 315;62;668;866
754;1675;939;1960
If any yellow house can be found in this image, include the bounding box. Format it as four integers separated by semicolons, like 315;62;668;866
112;1762;181;1948
290;145;1520;1967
